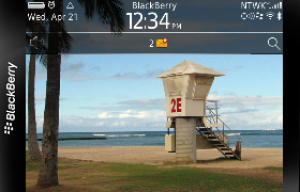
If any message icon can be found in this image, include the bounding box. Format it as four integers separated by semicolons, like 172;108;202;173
156;38;167;48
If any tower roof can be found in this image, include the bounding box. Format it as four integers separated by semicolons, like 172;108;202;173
157;60;225;78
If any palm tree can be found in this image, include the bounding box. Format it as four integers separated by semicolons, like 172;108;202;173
27;38;43;161
36;0;125;188
26;1;48;161
26;0;73;161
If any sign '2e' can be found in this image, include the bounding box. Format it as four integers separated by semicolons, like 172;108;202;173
171;98;182;113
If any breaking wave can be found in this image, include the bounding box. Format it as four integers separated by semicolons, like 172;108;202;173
93;134;146;138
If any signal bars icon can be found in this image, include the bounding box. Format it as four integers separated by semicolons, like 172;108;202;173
269;2;282;9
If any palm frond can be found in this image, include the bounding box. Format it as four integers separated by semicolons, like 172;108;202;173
96;0;125;33
61;21;73;53
78;0;95;19
77;0;125;34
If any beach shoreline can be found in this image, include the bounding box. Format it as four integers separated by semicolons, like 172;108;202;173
27;146;282;169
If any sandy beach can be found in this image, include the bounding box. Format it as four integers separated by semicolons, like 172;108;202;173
26;146;283;191
52;146;283;169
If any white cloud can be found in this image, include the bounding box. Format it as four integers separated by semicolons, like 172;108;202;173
119;110;151;119
47;110;166;132
205;95;283;129
118;110;132;118
97;112;113;119
97;122;104;126
28;94;282;132
207;95;282;111
110;121;125;126
111;121;119;126
220;110;283;130
277;114;283;124
37;118;44;129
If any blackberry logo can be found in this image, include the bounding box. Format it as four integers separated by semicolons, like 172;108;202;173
4;62;17;136
4;122;13;135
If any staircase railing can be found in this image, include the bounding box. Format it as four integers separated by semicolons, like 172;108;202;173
205;100;241;148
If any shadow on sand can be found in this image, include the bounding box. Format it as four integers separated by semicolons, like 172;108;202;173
196;157;239;164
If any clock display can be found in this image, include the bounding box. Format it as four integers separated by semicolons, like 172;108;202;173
126;12;181;30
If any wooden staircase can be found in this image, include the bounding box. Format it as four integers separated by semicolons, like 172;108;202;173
197;127;241;160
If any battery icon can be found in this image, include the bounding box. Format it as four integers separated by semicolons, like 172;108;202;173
28;2;45;9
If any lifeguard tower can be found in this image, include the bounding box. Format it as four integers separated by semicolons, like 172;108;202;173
157;60;241;163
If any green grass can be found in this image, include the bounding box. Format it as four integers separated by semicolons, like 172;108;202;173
26;151;41;172
26;151;283;192
100;163;282;192
262;166;283;172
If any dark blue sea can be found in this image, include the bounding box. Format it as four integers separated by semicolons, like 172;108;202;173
26;129;282;148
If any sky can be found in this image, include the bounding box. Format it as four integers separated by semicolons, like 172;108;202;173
25;54;283;132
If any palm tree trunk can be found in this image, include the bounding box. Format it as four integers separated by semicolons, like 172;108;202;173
28;41;41;160
37;0;62;188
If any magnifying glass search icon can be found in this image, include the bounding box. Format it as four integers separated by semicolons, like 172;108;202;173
268;37;281;50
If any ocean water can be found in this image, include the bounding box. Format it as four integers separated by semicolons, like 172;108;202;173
26;130;283;148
